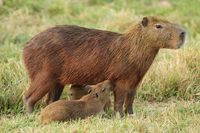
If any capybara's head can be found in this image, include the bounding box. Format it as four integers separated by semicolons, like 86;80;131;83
86;80;112;102
69;85;88;100
140;16;186;49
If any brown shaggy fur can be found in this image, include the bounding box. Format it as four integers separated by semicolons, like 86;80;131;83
23;16;186;116
39;80;111;124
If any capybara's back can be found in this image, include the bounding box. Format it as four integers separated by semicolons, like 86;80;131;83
23;26;119;82
39;100;85;124
39;100;66;124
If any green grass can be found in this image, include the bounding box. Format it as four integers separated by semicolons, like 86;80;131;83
1;101;200;132
0;0;200;132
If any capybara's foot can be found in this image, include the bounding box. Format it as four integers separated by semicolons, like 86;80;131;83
23;95;34;114
126;113;136;118
114;110;124;118
125;107;133;115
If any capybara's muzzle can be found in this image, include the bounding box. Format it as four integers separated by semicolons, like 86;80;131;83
179;29;186;47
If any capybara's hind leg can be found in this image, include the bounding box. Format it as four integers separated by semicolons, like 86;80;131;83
45;84;64;105
23;76;57;114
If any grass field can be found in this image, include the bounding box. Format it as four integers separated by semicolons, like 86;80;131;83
0;0;200;132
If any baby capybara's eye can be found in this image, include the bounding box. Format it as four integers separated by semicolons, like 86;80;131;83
88;89;92;93
102;87;106;92
155;24;163;29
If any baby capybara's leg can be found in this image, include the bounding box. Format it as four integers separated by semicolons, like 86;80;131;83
113;81;126;117
45;84;64;105
124;89;136;115
23;76;57;113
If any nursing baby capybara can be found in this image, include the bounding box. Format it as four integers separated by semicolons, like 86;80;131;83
69;85;111;110
39;80;111;124
23;16;186;116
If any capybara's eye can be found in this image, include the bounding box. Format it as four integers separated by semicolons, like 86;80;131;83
155;24;163;29
88;89;92;93
102;88;106;92
69;93;73;96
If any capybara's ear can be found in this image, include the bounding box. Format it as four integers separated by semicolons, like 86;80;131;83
103;80;113;91
87;86;93;94
141;17;149;27
83;85;91;92
84;85;91;93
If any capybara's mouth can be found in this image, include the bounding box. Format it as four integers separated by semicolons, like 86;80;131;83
178;38;185;48
178;30;186;48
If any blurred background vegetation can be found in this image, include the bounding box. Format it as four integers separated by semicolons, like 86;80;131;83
0;0;199;114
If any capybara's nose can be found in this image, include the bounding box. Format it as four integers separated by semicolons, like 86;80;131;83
179;30;186;40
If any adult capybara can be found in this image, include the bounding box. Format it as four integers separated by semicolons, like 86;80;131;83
69;84;111;110
39;80;111;124
23;16;186;116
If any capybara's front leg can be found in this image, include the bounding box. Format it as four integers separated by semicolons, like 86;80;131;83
113;81;126;117
113;89;125;117
124;89;136;115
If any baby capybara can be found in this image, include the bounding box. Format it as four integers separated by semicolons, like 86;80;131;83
23;16;186;116
39;80;111;124
69;84;111;110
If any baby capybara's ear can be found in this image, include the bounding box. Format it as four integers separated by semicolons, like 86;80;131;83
102;80;113;91
141;17;149;27
84;85;92;93
83;85;91;92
